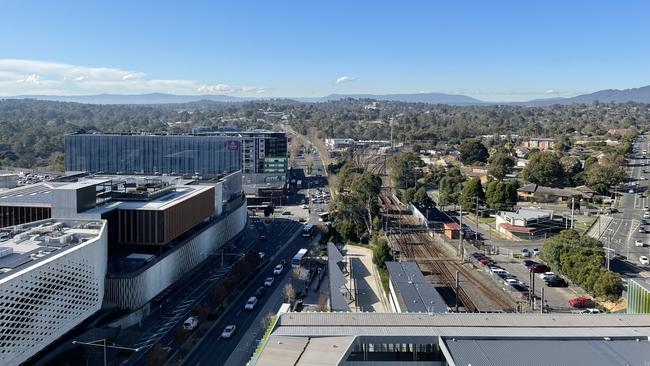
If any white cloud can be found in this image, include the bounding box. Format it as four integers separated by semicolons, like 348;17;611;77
335;75;355;85
198;83;266;95
17;73;41;85
0;59;267;96
544;89;557;95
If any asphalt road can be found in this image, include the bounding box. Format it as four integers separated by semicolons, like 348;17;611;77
598;135;650;271
181;220;306;366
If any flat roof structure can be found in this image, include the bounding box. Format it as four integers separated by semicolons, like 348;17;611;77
0;182;66;207
386;261;447;313
0;219;105;280
252;312;650;366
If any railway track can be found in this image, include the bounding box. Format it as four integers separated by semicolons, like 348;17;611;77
381;192;513;312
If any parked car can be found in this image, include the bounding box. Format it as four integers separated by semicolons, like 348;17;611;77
244;296;258;311
645;212;650;219
505;278;523;286
258;252;266;260
530;264;550;273
532;247;540;256
221;325;237;338
636;240;644;247
301;204;308;209
521;248;531;257
569;296;595;308
523;260;537;268
639;227;646;234
511;284;530;298
580;308;600;314
264;277;274;287
640;256;650;265
273;264;284;275
254;286;266;298
538;272;555;280
546;277;568;287
282;211;292;215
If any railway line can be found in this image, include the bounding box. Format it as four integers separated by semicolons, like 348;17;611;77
380;192;513;312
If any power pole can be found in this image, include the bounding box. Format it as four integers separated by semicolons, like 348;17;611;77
540;287;545;314
571;197;575;229
455;271;460;312
459;207;464;261
475;196;479;242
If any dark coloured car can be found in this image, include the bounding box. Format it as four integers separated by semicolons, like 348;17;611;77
546;277;568;287
254;286;266;298
523;260;537;268
530;264;550;273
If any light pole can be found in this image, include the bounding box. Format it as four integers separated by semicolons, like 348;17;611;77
72;338;140;366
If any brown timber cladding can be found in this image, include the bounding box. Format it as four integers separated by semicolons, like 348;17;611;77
116;187;215;245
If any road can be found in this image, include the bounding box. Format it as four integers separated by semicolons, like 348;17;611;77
126;219;301;366
181;221;306;366
596;135;650;274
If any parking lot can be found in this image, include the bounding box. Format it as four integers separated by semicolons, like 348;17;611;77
470;252;591;312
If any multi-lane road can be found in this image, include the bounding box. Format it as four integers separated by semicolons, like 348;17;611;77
597;135;650;274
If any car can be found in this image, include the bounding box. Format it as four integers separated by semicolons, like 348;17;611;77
546;277;568;287
642;219;648;225
629;189;635;193
298;218;307;222
259;234;267;241
273;264;284;275
538;272;555;280
530;264;550;273
569;296;595;308
645;212;650;219
640;256;650;265
532;247;540;256
522;260;537;268
183;316;199;330
264;277;274;287
580;308;600;314
636;240;644;247
645;206;650;211
301;204;308;209
221;325;237;338
479;258;491;265
282;211;292;215
505;278;523;286
258;252;266;260
639;227;646;234
244;296;258;311
254;286;266;298
521;248;531;257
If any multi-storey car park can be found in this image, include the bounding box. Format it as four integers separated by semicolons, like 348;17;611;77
0;219;107;366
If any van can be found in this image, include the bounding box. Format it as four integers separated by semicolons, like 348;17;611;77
183;316;199;330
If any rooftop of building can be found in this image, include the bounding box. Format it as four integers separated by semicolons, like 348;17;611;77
385;261;447;313
0;182;67;207
69;129;285;137
499;207;554;221
518;183;594;198
630;277;650;292
0;218;105;281
252;312;650;366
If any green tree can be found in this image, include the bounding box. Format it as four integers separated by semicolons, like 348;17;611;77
372;237;393;269
522;152;565;186
584;161;627;190
389;152;424;189
413;187;431;205
459;177;485;212
487;151;515;180
459;138;489;165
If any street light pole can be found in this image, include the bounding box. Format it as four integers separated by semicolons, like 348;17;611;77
72;339;140;366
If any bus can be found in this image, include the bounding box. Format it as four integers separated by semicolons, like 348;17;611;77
318;212;330;222
302;223;314;237
291;248;308;267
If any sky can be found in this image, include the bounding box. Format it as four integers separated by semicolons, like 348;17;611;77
1;0;650;101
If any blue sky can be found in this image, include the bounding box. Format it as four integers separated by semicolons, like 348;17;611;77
1;0;649;101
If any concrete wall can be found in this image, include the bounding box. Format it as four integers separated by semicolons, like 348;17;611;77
104;199;247;310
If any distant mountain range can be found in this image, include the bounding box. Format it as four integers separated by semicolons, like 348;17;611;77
4;86;650;105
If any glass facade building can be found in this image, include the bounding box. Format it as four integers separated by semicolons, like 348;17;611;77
65;134;242;176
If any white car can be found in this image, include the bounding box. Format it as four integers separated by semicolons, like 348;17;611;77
221;325;237;338
538;272;555;280
183;316;199;330
636;240;644;247
629;189;635;193
264;277;274;287
273;264;284;275
301;204;308;209
640;256;650;265
645;212;650;219
505;278;523;286
244;296;258;311
580;308;600;314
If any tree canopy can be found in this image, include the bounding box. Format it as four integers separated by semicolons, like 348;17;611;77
522;151;565;186
459;138;489;165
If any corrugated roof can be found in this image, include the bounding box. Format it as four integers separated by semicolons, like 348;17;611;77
386;261;447;313
443;338;650;366
327;243;350;312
